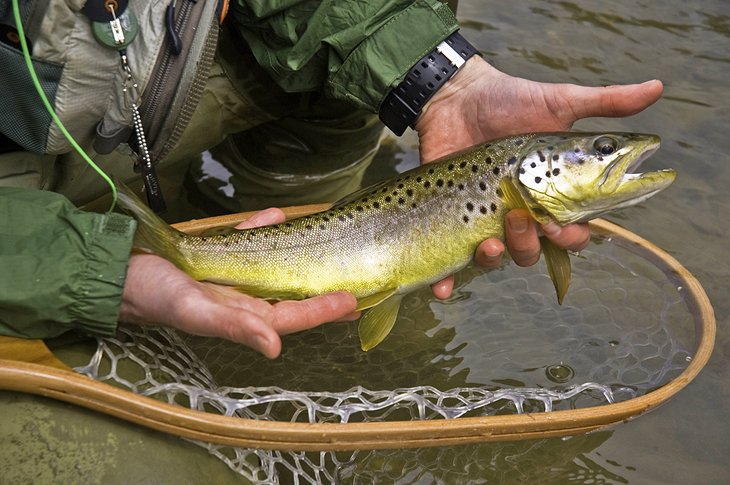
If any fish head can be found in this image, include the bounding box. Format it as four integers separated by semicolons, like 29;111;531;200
516;133;677;224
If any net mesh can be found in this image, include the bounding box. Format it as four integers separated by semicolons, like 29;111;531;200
73;234;695;483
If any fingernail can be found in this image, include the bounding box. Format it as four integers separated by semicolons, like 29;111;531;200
542;221;562;237
508;214;529;233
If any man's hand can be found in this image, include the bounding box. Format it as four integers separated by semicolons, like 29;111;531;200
416;56;663;298
120;208;358;359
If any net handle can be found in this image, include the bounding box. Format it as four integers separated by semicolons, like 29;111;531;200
0;215;715;451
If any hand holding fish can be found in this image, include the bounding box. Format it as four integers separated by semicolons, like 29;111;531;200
120;208;359;359
416;57;664;298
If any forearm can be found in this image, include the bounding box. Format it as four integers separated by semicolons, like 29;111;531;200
230;0;458;111
0;187;135;339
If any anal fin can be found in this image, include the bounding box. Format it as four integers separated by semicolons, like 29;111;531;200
358;294;404;351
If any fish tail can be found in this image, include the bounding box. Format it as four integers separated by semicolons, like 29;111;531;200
116;183;190;271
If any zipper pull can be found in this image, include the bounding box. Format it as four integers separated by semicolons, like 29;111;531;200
121;53;167;213
165;0;183;55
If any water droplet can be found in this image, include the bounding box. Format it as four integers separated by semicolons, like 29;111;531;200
545;364;575;383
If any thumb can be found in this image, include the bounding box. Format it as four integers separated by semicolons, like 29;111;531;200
566;79;663;120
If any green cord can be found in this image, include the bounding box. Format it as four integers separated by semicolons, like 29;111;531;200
11;0;119;211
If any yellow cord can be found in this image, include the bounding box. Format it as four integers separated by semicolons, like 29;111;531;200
11;0;118;211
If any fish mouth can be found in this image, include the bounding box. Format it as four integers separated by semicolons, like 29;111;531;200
599;139;676;204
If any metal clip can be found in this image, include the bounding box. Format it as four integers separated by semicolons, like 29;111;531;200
108;4;125;45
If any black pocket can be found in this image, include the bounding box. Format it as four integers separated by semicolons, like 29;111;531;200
0;41;63;153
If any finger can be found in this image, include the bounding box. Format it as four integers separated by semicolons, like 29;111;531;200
566;80;663;120
431;275;455;299
269;291;358;335
235;208;287;229
541;221;591;252
504;209;541;267
173;292;283;359
474;238;505;268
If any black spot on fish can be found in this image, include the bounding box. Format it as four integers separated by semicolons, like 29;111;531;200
447;180;454;187
508;156;517;165
436;179;444;187
547;145;554;150
338;215;345;222
496;188;503;198
323;217;330;222
485;156;492;164
398;183;404;189
404;175;411;180
515;139;524;146
492;167;500;175
598;156;604;161
373;202;380;209
538;139;546;143
319;224;326;230
574;147;580;153
471;164;479;173
466;202;474;212
463;215;470;223
416;176;422;183
491;202;497;212
411;202;417;208
428;168;435;174
535;176;542;184
458;183;465;190
480;206;488;214
306;225;313;230
479;182;487;191
285;223;293;227
553;154;559;161
347;213;354;219
448;164;455;170
519;167;526;174
424;181;431;189
392;191;398;196
385;196;392;203
406;189;414;197
356;206;364;212
552;168;561;176
545;171;551;178
398;198;405;205
459;161;467;168
538;151;545;162
578;158;585;165
530;162;537;168
381;188;388;193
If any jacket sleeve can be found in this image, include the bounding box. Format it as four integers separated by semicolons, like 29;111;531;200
230;0;459;112
0;187;136;339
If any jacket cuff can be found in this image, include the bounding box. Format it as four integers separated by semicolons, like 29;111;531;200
327;0;458;112
68;212;137;337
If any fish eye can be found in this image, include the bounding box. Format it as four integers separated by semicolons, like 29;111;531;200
594;136;618;156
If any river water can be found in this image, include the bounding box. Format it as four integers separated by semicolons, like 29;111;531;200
408;1;730;482
2;1;729;484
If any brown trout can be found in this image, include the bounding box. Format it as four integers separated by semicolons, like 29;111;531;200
118;132;676;350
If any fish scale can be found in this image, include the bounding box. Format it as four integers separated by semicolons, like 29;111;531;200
118;132;675;350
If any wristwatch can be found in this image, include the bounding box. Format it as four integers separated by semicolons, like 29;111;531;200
379;31;480;136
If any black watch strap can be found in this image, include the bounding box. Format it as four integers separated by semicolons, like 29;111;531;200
379;31;480;136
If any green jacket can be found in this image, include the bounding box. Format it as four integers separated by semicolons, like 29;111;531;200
0;0;458;338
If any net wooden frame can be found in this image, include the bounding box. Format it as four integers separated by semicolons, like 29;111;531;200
0;206;715;451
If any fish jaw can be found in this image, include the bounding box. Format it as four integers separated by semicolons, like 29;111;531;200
516;133;677;225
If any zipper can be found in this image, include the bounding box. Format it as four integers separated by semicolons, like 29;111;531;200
134;0;208;161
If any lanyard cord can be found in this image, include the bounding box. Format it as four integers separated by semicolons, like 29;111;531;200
11;0;119;212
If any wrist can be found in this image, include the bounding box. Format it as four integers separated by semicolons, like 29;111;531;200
378;31;480;136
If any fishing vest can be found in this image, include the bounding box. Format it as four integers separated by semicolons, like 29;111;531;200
0;0;225;161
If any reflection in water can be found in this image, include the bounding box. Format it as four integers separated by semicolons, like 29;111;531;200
339;432;627;484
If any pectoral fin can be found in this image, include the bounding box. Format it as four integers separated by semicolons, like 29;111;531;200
541;237;571;305
358;294;404;351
